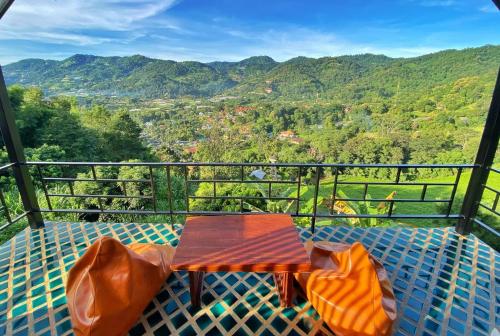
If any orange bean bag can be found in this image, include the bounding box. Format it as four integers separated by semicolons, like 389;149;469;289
295;241;397;336
66;237;175;336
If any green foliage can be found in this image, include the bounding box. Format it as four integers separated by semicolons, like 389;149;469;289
3;86;149;164
101;111;150;161
72;166;120;216
5;46;499;101
40;109;98;161
112;163;152;210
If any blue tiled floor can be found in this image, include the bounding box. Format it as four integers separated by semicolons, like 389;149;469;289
0;222;498;335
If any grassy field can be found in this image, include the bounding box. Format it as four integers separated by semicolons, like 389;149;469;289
287;170;499;230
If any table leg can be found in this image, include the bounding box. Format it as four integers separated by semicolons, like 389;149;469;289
274;272;294;307
189;271;204;308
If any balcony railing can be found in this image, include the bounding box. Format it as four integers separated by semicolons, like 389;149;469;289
0;162;30;231
473;166;500;236
1;160;498;243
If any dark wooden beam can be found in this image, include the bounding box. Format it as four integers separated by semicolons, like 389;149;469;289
492;0;500;10
0;0;15;20
0;66;44;228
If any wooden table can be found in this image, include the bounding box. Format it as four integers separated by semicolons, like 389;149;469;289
171;214;311;308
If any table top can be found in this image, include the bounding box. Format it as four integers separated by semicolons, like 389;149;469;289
171;214;311;272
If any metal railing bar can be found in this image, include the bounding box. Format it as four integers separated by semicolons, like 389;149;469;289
489;167;500;174
478;203;500;216
149;166;157;212
61;166;75;195
301;213;463;219
395;167;401;183
89;165;105;211
42;177;150;183
0;162;15;171
9;212;29;224
213;166;217;199
36;166;52;210
46;193;152;200
90;165;98;179
0;221;10;232
387;200;395;217
483;185;500;194
472;218;500;237
296;167;301;215
36;208;463;220
334;198;452;203
336;181;456;186
189;195;299;201
420;185;428;201
166;166;174;215
165;166;174;227
187;179;297;184
0;211;29;232
311;167;321;233
240;165;244;213
0;190;12;224
24;161;477;169
184;166;190;212
446;168;462;216
38;208;158;215
331;168;339;215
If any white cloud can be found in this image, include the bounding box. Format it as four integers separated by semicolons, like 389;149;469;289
255;29;354;60
407;0;457;7
422;0;456;6
127;27;443;62
208;27;440;61
479;4;498;13
0;0;180;45
0;1;494;64
0;31;115;46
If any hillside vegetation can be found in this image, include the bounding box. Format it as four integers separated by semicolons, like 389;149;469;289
4;45;500;100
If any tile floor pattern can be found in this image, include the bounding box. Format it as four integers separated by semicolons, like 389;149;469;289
0;222;498;335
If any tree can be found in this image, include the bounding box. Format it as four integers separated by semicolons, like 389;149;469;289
102;110;149;161
40;110;98;162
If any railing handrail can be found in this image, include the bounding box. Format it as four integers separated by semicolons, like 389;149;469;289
0;162;15;172
24;161;478;169
489;167;500;174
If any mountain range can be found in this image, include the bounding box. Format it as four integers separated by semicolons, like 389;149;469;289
3;45;500;101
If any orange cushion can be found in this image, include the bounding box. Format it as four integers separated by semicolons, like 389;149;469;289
66;237;175;336
295;241;397;336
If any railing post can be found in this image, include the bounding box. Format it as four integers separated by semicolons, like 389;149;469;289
457;68;500;235
0;66;44;229
311;166;321;234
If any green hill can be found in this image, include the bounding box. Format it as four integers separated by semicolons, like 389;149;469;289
3;45;500;100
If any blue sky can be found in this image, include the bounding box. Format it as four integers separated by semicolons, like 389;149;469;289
0;0;498;64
